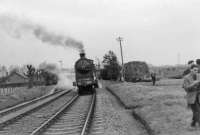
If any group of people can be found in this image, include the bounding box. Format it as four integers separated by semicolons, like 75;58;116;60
182;60;200;128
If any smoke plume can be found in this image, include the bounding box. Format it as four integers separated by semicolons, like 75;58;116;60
39;62;73;90
0;13;84;52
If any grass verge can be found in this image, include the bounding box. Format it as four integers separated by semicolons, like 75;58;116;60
106;79;200;135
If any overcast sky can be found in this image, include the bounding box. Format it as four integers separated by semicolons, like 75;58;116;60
0;0;200;68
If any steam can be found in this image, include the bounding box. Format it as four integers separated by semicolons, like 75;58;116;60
39;62;59;74
39;62;73;90
0;13;84;52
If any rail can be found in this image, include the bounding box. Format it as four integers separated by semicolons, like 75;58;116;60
81;91;96;135
30;95;79;135
30;92;96;135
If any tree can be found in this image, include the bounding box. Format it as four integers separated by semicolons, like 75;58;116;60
38;69;58;85
101;50;121;80
24;65;36;88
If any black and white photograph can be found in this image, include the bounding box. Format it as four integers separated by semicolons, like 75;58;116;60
0;0;200;134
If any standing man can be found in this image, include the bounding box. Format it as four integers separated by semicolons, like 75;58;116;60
196;59;200;72
151;72;156;86
183;64;200;127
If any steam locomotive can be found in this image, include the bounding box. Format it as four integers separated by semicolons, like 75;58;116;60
74;51;98;95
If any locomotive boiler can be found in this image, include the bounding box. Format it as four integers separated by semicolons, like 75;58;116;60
74;51;98;95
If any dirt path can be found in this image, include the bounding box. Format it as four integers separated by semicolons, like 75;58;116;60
90;85;147;135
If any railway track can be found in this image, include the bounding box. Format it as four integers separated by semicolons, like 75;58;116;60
0;88;72;127
0;89;76;135
31;91;96;135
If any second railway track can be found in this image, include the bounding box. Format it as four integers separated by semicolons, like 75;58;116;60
31;91;96;135
0;89;76;135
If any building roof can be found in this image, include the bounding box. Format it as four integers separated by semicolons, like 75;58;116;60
0;71;28;84
9;72;28;79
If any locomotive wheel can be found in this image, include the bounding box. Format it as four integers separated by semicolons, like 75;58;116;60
94;83;99;88
84;85;93;94
89;85;95;94
78;86;83;95
78;85;94;95
78;90;82;95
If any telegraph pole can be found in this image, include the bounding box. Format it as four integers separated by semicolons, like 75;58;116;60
116;36;124;81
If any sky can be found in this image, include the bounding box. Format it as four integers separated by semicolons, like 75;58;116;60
0;0;200;68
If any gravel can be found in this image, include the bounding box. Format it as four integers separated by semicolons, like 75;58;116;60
89;85;147;135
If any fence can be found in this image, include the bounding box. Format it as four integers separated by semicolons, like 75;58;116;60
0;82;45;96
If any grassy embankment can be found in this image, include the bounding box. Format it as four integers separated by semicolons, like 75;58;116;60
107;79;200;135
0;86;54;110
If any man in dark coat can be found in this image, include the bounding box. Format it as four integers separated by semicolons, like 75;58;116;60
151;72;156;86
183;60;194;77
196;59;200;72
183;64;200;127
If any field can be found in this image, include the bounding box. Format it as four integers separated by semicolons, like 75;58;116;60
107;79;200;135
0;86;54;110
0;71;75;111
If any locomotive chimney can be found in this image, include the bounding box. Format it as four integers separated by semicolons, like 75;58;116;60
80;49;86;58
